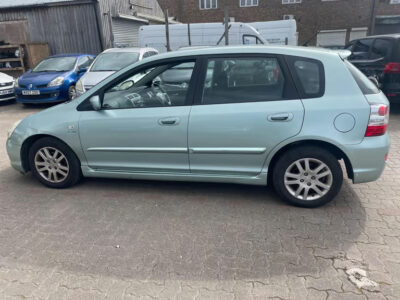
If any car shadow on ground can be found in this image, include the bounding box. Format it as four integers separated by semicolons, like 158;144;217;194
0;166;366;281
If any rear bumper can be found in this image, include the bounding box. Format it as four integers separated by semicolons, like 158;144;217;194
346;134;390;184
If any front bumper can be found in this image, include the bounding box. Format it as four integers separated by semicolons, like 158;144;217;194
6;137;25;173
15;85;68;103
346;134;390;184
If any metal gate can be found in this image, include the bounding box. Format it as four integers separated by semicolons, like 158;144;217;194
112;17;143;47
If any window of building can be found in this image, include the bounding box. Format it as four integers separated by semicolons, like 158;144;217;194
390;0;400;4
240;0;258;7
200;0;218;10
282;0;301;4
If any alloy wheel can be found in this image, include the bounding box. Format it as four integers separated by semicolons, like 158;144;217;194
34;147;69;183
284;158;333;201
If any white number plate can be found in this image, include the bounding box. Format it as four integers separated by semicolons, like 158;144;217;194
22;90;40;95
0;89;13;95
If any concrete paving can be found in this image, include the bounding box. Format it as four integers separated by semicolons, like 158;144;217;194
0;101;400;299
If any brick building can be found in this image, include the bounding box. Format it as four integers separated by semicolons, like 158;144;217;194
157;0;400;46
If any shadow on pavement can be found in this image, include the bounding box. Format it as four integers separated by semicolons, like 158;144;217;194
0;166;366;281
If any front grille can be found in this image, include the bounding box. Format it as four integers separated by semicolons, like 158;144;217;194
0;91;14;99
18;91;59;100
19;84;27;88
0;82;13;87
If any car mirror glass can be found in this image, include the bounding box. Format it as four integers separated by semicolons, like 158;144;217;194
89;95;101;111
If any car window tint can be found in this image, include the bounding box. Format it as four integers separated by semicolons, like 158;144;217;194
201;57;285;105
286;56;325;98
102;61;195;110
344;60;379;95
370;39;393;60
351;39;373;60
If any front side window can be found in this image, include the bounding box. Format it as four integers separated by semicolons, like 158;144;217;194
243;35;263;45
33;57;77;72
240;0;258;7
201;57;285;105
370;39;393;60
102;61;195;110
200;0;217;9
90;52;140;72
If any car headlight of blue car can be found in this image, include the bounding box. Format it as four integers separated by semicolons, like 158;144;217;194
47;76;65;87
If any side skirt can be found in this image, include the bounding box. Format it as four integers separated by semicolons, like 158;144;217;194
81;166;268;186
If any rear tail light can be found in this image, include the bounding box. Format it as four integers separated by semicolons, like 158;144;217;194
383;62;400;74
365;103;389;137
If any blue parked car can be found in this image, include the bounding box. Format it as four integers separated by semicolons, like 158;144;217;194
15;54;95;104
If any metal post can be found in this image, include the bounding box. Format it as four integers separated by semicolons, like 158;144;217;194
369;0;377;36
187;23;192;46
224;2;229;45
165;9;171;52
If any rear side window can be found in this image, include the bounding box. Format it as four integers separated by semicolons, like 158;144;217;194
201;57;288;105
370;38;393;60
344;60;379;95
286;56;325;98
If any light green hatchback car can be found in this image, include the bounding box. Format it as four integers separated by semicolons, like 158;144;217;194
6;46;390;207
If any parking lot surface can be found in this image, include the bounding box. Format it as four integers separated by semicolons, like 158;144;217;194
1;102;400;299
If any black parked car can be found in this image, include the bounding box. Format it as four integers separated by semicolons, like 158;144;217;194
346;34;400;102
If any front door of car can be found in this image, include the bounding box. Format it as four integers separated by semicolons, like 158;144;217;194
78;59;197;173
188;55;305;176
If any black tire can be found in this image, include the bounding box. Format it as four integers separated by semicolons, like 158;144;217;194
68;85;76;100
28;137;82;188
272;146;343;208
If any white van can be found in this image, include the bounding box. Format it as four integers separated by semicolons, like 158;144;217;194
250;20;297;46
138;22;267;53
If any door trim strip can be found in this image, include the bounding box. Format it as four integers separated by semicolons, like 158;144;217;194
189;147;267;154
87;147;188;153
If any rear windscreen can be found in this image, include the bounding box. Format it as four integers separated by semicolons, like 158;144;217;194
344;60;380;95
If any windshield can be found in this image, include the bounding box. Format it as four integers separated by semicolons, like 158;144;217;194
90;52;140;72
33;57;77;72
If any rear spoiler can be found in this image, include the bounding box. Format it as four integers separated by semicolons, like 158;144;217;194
336;50;352;60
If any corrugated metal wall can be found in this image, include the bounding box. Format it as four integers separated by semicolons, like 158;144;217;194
0;3;102;55
98;0;164;48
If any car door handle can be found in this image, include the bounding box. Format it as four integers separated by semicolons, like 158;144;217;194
159;117;180;126
268;113;293;122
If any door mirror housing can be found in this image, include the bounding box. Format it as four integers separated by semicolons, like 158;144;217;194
89;95;102;111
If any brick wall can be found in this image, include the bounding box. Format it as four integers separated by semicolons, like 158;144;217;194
158;0;400;45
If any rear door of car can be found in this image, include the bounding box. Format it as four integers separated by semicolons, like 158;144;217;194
187;54;304;176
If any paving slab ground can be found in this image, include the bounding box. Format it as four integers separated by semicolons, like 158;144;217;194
0;101;400;299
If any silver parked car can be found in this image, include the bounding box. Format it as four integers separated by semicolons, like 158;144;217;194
75;47;158;96
7;46;390;207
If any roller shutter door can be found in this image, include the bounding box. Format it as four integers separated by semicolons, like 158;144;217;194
316;29;346;47
112;18;142;47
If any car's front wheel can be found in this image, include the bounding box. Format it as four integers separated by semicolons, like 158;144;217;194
28;137;81;188
272;146;343;208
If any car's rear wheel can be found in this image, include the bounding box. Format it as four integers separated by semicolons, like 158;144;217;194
29;137;81;188
272;146;343;208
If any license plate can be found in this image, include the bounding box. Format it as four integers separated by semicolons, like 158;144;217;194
22;90;40;95
0;89;13;95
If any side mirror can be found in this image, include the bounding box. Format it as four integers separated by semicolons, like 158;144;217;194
368;76;379;88
89;95;101;111
78;67;87;73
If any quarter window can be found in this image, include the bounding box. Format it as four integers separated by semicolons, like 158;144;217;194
240;0;258;7
102;61;195;110
201;57;286;105
286;56;325;98
200;0;217;9
351;39;373;60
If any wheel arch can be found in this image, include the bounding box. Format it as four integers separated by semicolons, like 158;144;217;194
20;134;81;172
267;139;354;185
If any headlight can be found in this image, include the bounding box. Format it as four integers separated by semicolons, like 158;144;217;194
7;119;22;139
15;78;19;88
47;76;65;87
75;79;84;93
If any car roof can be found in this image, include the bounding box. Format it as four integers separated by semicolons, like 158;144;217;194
352;34;400;40
49;53;94;58
101;47;157;54
142;45;342;62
